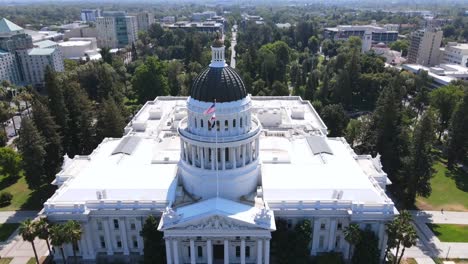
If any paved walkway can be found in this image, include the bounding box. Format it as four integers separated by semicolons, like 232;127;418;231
0;211;49;264
408;210;468;262
0;211;38;224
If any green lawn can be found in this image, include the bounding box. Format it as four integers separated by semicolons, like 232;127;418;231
0;258;13;264
0;223;19;241
26;258;36;264
427;224;468;242
0;174;56;211
416;158;468;211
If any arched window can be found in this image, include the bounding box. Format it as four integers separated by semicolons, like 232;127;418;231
197;246;203;257
208;121;212;131
240;117;243;128
233;119;236;127
225;120;228;131
216;121;220;131
201;119;204;128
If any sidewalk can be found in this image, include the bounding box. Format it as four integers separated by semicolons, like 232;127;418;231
0;211;38;224
409;210;468;260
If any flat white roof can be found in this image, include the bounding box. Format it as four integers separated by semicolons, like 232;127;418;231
59;41;91;47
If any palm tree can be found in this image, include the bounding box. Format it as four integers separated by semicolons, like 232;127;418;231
396;228;417;264
34;218;52;257
344;223;361;261
64;220;82;264
19;219;39;264
50;224;67;264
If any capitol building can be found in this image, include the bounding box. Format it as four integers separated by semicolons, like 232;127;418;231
42;38;397;264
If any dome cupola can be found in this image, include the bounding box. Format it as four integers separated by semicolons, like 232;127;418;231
190;35;247;103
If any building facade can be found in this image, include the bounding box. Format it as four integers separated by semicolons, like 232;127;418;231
324;25;398;44
81;9;101;22
96;12;138;48
407;27;443;66
0;18;64;86
42;38;396;264
134;12;154;32
440;42;468;67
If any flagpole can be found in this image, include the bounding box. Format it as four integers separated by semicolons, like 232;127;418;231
215;125;219;197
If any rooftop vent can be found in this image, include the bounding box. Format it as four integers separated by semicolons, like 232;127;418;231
112;136;141;155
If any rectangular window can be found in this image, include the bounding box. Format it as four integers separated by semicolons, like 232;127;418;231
100;236;106;248
235;246;240;257
188;246;191;257
113;219;119;229
287;219;293;229
246;246;250;257
335;236;341;248
130;221;136;230
337;222;342;230
320;222;326;230
197;246;203;257
97;221;103;231
225;120;228;131
132;236;138;248
116;236;122;248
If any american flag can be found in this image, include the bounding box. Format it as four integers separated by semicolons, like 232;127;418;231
203;102;216;115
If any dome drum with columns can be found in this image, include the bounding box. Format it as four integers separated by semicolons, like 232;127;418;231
178;36;261;200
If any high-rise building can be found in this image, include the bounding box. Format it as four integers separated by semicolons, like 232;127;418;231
81;9;101;22
407;27;443;66
0;18;64;86
135;12;154;32
96;12;138;48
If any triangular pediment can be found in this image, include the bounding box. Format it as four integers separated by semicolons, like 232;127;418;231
164;213;267;231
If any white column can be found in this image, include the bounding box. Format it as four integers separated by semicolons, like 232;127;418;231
248;143;252;163
264;239;270;264
199;147;204;169
257;239;263;264
103;218;113;255
211;148;215;170
165;239;173;264
224;240;229;264
221;147;226;170
328;219;336;251
242;144;246;166
191;145;196;166
311;219;320;255
255;139;260;160
184;143;189;163
79;238;88;258
190;239;196;264
119;218;129;255
207;239;213;264
241;239;246;264
84;223;95;258
233;147;237;169
379;223;388;261
172;239;179;264
180;140;184;160
135;218;144;255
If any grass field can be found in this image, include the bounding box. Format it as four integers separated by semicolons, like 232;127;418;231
0;174;56;211
427;223;468;242
0;258;13;264
0;223;19;241
416;157;468;211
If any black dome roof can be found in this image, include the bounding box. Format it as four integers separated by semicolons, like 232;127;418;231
191;66;247;103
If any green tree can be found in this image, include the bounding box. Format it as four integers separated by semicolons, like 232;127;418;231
307;36;320;54
167;60;184;96
63;82;96;156
320;104;349;137
141;215;165;264
271;81;289;96
64;220;82;264
17;118;46;189
429;84;464;140
96;98;126;139
386;211;418;264
132;56;169;103
351;229;380;264
19;219;39;264
32;99;63;179
34;218;52;257
45;66;69;145
271;219;311;264
402;111;435;206
100;47;113;65
345;119;363;148
50;224;67;264
344;223;361;260
389;40;409;57
447;90;468;167
0;147;22;179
